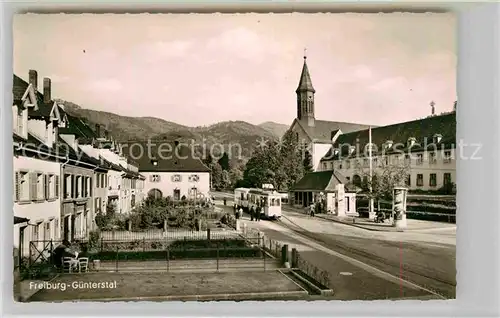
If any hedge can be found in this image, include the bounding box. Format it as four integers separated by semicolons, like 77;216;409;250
89;247;261;261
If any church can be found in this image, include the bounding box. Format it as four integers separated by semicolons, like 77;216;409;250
287;55;373;171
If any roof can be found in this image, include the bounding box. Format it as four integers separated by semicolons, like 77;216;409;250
296;119;372;143
122;141;211;173
296;57;315;93
14;216;29;225
13;75;28;101
321;112;456;160
291;170;357;192
13;74;57;120
59;115;97;139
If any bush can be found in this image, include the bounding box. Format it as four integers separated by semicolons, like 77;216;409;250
88;230;101;251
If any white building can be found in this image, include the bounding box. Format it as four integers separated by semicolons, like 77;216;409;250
287;55;372;171
12;71;64;258
124;141;211;200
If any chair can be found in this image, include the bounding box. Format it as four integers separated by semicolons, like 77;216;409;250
78;257;89;273
62;257;76;273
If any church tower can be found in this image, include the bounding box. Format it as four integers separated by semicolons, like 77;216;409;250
296;53;316;127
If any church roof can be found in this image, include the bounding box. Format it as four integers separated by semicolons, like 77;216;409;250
297;119;372;143
291;170;357;192
296;57;315;93
321;112;456;160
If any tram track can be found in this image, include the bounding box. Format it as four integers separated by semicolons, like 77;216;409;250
277;214;456;299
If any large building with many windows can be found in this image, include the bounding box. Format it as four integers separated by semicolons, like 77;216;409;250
319;112;456;192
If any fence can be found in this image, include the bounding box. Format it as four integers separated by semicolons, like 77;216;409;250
99;228;240;242
241;228;332;289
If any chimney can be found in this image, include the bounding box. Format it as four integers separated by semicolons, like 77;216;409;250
430;101;435;116
29;70;38;92
43;78;51;103
95;124;101;138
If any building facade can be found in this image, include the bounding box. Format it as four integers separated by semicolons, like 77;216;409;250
123;141;211;200
12;71;64;258
319;112;457;192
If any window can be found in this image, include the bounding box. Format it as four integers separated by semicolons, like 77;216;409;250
47;174;54;199
64;174;72;199
373;158;378;167
429;173;437;187
444;173;452;186
96;173;100;188
416;174;423;187
339;161;343;169
101;174;105;188
14;171;30;202
17;108;23;135
346;176;351;182
35;173;44;200
322;162;327;170
33;224;40;242
444;151;452;163
404;154;410;165
384;156;389;165
44;222;51;241
429;152;437;164
150;174;160;182
416;154;423;165
406;175;411;187
330;162;334;170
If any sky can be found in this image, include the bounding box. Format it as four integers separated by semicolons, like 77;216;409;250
13;13;456;127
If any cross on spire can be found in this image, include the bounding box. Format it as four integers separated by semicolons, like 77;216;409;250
304;47;307;59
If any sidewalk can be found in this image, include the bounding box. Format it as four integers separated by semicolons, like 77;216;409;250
283;207;455;232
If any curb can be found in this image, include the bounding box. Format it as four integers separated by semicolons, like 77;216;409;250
315;215;402;232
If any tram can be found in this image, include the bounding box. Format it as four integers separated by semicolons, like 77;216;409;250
234;188;250;210
234;185;282;220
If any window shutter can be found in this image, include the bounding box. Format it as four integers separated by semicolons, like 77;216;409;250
55;175;60;199
14;172;20;202
30;172;37;201
44;174;49;200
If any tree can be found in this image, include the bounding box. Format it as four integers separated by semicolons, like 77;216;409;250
228;167;244;188
218;152;230;171
303;150;314;173
279;130;306;190
356;159;410;212
210;162;224;190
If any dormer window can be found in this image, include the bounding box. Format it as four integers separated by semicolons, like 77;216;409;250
433;134;443;144
385;140;393;150
151;160;158;166
407;137;416;148
349;146;355;154
333;149;339;157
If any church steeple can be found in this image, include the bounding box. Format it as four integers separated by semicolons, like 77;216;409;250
296;51;315;127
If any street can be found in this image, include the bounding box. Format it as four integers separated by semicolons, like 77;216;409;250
212;191;456;299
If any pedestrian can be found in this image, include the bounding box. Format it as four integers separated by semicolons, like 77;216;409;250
223;198;227;206
238;207;243;220
310;203;315;217
250;206;255;221
256;205;261;222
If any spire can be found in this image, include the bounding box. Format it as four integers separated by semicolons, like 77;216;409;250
296;51;315;94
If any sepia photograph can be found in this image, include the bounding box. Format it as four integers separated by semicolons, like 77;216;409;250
12;12;456;302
